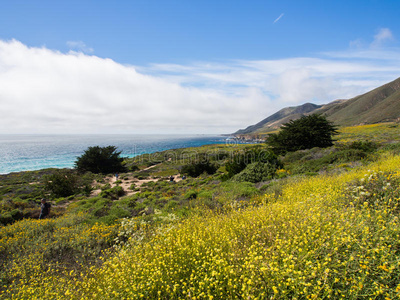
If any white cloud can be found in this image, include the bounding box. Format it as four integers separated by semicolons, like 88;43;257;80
1;36;400;135
371;28;394;48
349;38;364;49
66;40;94;53
144;53;400;105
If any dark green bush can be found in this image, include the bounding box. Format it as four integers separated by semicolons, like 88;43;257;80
225;148;282;178
181;161;218;177
100;186;125;200
10;209;23;221
184;190;198;200
232;162;278;183
0;212;13;225
128;165;140;172
44;169;89;198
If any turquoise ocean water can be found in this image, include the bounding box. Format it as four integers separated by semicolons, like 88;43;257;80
0;134;228;174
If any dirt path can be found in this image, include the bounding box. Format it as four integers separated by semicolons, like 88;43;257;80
90;160;180;198
90;175;161;197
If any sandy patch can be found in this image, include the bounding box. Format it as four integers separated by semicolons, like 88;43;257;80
89;160;183;198
90;175;161;197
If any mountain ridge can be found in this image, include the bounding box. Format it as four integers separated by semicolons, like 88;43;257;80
235;76;400;136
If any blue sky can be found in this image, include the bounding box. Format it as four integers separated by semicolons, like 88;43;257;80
0;0;400;134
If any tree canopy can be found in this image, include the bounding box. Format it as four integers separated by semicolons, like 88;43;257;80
266;114;338;154
75;146;126;174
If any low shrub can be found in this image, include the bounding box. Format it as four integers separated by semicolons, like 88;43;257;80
181;161;218;177
100;186;125;200
287;148;370;174
220;181;260;200
164;200;179;211
232;162;278;183
225;148;282;178
0;212;13;226
184;190;198;200
197;190;213;200
44;169;85;198
346;140;379;152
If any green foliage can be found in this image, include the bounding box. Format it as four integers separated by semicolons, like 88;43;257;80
75;146;126;174
44;169;88;198
225;147;282;179
232;162;278;183
0;170;53;203
181;160;218;177
128;165;140;172
218;181;260;200
380;142;400;155
267;114;338;154
164;200;179;211
197;190;213;200
184;190;198;200
0;198;40;226
100;186;125;200
225;155;247;177
282;141;377;175
0;209;23;226
342;140;379;153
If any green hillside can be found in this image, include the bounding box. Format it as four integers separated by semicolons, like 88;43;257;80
320;77;400;125
235;76;400;136
235;103;321;135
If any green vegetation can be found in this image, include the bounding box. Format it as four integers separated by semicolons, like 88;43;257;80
267;114;338;154
1;122;400;298
225;147;282;182
44;169;93;198
181;160;218;177
75;146;126;174
232;162;277;183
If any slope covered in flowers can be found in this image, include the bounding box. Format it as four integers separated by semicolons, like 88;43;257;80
3;152;400;299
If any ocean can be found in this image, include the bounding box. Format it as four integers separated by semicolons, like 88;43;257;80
0;134;229;174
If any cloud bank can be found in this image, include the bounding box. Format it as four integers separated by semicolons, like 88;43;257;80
0;40;266;134
0;37;400;134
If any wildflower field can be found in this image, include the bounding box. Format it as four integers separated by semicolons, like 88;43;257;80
1;123;400;299
337;123;400;144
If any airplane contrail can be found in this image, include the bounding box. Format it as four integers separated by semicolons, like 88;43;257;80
273;13;284;24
